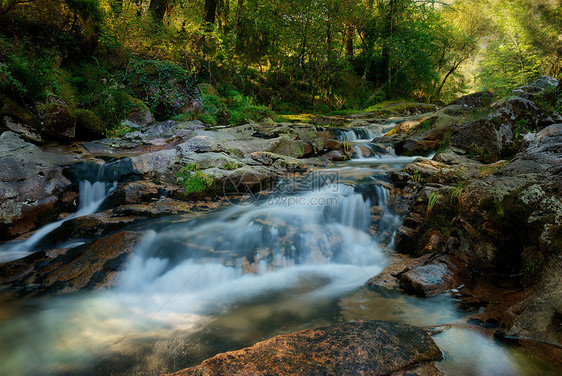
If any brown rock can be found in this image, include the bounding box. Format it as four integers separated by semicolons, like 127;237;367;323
398;256;463;297
162;320;443;376
0;231;140;295
43;103;77;140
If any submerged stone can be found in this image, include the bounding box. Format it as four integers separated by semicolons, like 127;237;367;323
162;320;443;376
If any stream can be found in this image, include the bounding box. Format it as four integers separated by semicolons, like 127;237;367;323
0;125;560;375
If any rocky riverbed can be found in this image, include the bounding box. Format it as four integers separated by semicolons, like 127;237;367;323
1;77;561;375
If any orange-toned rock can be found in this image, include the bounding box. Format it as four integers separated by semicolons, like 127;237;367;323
163;320;443;376
0;231;140;295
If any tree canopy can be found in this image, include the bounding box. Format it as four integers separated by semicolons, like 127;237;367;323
0;0;560;112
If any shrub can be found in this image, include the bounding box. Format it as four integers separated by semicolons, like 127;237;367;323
177;169;214;196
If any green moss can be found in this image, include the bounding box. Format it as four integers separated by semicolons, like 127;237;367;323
177;169;214;196
271;137;306;158
75;108;106;139
106;122;134;138
223;162;241;171
0;98;38;127
49;69;78;106
437;130;452;153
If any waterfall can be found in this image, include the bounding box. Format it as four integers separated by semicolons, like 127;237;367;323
0;164;117;263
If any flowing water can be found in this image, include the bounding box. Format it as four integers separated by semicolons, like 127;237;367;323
0;164;117;263
1;127;560;375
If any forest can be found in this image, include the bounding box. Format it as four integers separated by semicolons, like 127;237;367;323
1;0;561;131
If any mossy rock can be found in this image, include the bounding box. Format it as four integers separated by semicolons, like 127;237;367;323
43;103;77;140
0;98;42;142
50;69;78;106
270;137;306;158
75;109;107;140
124;94;154;126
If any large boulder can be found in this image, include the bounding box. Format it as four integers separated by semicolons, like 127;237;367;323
447;91;494;108
450;96;561;159
0;231;140;295
162;320;443;376
0;132;77;239
75;109;107;140
43;102;77;140
0;98;42;143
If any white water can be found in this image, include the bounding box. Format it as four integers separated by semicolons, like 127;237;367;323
0;171;117;263
2;147;560;376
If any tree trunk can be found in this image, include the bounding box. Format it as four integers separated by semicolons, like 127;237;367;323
148;0;169;23
204;0;218;25
345;24;354;58
234;0;244;32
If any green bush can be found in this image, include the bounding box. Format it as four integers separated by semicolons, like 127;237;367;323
177;168;214;196
0;37;55;102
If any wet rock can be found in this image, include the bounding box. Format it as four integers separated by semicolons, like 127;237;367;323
43;103;77;140
0;132;77;240
322;150;349;161
0;98;42;143
0;231;140;295
105;180;164;207
447;91;494;108
398;256;464;297
367;254;432;291
75;109;107;140
504;253;562;346
162;320;443;376
395;140;440;156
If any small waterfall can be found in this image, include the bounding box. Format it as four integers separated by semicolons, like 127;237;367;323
115;179;385;313
337;129;359;142
0;164;117;263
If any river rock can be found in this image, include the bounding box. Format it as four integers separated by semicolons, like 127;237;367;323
0;131;77;240
162;320;443;376
0;231;140;295
398;255;464;297
504;253;562;346
0;98;42;143
43;103;77;140
447;91;493;108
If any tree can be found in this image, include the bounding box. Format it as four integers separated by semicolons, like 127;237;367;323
148;0;170;23
204;0;218;24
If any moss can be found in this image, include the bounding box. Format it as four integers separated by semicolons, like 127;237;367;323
49;69;78;106
75;109;106;140
271;137;306;158
106;123;134;138
0;98;38;127
177;169;214;197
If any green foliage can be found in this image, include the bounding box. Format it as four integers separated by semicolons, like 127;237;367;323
177;169;214;196
0;36;56;102
106;122;134;138
427;192;438;215
123;57;199;118
450;182;464;208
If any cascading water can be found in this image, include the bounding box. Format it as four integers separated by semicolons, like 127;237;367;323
0;164;117;263
1;135;558;376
